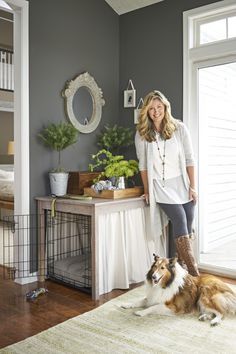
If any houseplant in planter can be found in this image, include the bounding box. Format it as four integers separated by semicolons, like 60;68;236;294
97;124;134;154
90;125;137;189
38;122;79;196
89;149;139;188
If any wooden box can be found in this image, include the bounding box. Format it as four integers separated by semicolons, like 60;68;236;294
84;186;144;199
67;171;100;195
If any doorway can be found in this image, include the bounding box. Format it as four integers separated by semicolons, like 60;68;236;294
1;0;30;284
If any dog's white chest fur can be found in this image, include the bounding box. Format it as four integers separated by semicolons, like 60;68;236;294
145;264;187;307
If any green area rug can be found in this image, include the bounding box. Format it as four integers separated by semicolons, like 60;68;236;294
1;285;236;354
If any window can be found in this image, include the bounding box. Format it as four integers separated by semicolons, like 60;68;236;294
190;7;236;47
229;15;236;38
183;0;236;277
198;61;236;252
200;18;226;44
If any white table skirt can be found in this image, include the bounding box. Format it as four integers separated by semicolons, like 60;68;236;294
98;207;157;295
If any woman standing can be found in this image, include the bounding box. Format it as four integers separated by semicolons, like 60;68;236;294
135;90;199;276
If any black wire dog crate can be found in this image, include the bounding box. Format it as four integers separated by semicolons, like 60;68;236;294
46;211;92;293
1;212;92;294
1;214;43;280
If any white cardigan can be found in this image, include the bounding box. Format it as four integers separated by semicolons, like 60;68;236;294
135;121;195;256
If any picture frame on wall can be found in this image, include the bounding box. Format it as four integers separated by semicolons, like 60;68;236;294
124;89;136;108
124;79;136;108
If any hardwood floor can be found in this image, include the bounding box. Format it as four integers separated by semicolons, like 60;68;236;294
0;266;235;350
0;266;140;349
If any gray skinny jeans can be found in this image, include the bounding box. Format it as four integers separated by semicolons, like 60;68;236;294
158;201;195;238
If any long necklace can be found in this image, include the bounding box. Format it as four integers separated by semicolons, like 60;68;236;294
156;137;166;187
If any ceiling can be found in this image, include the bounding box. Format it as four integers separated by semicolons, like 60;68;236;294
104;0;164;15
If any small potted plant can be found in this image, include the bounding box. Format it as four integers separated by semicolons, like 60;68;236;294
89;149;139;188
97;124;134;154
38;122;79;196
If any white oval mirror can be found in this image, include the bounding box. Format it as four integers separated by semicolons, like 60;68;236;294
62;72;105;133
72;87;93;125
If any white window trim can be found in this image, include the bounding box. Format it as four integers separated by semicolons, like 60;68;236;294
183;0;236;278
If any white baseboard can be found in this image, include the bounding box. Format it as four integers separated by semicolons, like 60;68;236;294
15;275;37;285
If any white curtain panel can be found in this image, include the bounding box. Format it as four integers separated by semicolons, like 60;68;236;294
98;207;155;295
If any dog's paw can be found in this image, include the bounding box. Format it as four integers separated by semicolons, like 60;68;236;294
198;314;208;321
210;317;221;326
134;310;146;317
199;313;215;322
120;303;134;309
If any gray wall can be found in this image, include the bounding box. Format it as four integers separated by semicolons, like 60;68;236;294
119;0;222;159
29;0;119;208
29;0;222;210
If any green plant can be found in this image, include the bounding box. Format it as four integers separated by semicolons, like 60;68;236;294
104;159;139;179
38;122;79;172
89;149;139;181
97;124;133;154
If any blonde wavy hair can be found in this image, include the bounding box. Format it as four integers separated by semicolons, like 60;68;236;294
137;90;178;142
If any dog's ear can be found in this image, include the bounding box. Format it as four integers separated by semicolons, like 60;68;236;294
153;253;160;261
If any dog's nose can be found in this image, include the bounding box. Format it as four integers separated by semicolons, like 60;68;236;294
152;274;156;280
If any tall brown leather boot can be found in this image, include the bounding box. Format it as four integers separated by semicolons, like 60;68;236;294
176;251;187;270
175;235;199;276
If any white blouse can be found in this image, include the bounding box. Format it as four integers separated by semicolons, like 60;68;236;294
153;132;190;204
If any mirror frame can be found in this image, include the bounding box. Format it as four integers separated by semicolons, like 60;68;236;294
62;72;105;133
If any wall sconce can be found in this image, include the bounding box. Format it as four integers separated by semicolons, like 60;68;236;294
7;141;14;155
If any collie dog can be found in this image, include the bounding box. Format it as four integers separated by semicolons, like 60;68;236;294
121;254;236;326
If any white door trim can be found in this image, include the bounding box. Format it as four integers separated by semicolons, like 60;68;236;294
7;0;29;216
6;0;34;284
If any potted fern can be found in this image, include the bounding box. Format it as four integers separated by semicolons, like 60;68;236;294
38;122;79;196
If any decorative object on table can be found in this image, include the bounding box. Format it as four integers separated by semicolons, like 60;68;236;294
38;122;79;196
84;186;144;199
67;171;101;195
91;177;130;193
88;149;139;188
62;72;105;134
91;178;128;193
97;124;134;154
26;287;48;301
124;79;136;108
92;180;114;192
134;97;144;124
